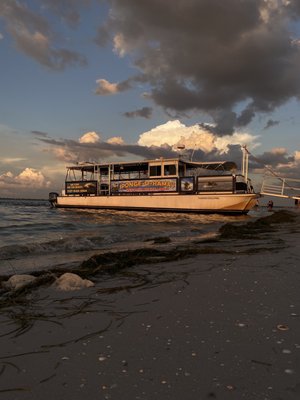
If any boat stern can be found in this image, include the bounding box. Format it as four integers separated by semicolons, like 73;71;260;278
48;192;59;208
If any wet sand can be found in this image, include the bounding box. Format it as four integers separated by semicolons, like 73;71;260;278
0;210;300;399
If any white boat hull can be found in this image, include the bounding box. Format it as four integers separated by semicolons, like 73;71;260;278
54;193;259;214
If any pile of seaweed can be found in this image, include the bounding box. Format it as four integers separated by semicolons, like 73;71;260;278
0;242;232;302
74;244;229;277
219;209;298;239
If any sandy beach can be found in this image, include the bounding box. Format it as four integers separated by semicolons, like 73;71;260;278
1;210;300;400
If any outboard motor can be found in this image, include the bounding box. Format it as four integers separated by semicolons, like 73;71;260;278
49;192;59;208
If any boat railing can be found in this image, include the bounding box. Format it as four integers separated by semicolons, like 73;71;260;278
261;175;300;199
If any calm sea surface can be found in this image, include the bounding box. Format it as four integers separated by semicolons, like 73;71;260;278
0;198;266;276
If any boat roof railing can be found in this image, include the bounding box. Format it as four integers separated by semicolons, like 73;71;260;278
66;158;237;172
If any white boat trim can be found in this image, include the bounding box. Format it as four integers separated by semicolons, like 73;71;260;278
54;193;258;214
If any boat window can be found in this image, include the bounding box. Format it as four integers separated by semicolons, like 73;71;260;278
149;165;162;177
197;176;233;192
99;168;108;175
235;182;248;192
164;164;177;176
235;175;249;193
111;163;149;180
99;183;109;195
99;168;109;184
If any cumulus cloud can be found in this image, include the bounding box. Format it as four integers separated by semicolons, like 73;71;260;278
51;147;78;163
123;107;153;119
0;0;87;70
106;136;125;145
113;33;130;57
0;167;52;198
95;78;131;95
0;168;50;188
96;0;300;134
79;131;100;144
0;171;13;181
16;168;50;187
294;151;300;161
138;120;259;154
44;131;102;162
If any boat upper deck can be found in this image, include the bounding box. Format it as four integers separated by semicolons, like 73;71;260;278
66;158;237;174
61;157;250;197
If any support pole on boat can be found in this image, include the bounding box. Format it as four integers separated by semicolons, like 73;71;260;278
242;145;249;181
190;144;197;161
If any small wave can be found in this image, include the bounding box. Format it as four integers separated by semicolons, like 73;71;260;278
0;198;48;207
0;236;106;259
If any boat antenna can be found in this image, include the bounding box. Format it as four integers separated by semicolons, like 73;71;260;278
190;144;197;161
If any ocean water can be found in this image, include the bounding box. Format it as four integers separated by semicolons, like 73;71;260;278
0;198;265;276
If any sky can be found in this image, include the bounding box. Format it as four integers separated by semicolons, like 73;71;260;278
0;0;300;198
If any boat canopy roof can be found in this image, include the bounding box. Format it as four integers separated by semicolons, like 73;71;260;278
184;160;237;171
67;158;237;172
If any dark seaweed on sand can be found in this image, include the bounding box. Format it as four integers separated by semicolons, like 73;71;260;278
219;210;298;239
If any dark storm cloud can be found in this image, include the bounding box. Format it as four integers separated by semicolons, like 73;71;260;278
94;25;111;47
209;110;237;135
3;1;300;135
0;1;48;34
123;107;153;119
286;1;300;17
187;145;300;178
187;144;243;165
36;133;300;178
37;136;177;162
31;130;49;138
37;135;251;170
0;0;87;70
254;149;293;167
41;0;91;28
97;0;300;134
263;119;280;130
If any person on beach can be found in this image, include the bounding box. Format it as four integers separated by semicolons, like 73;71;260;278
267;200;274;210
295;198;299;206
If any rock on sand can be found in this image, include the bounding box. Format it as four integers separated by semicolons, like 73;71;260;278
52;272;94;291
3;274;37;290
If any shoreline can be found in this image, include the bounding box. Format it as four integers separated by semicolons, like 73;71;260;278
0;209;298;282
0;210;300;399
